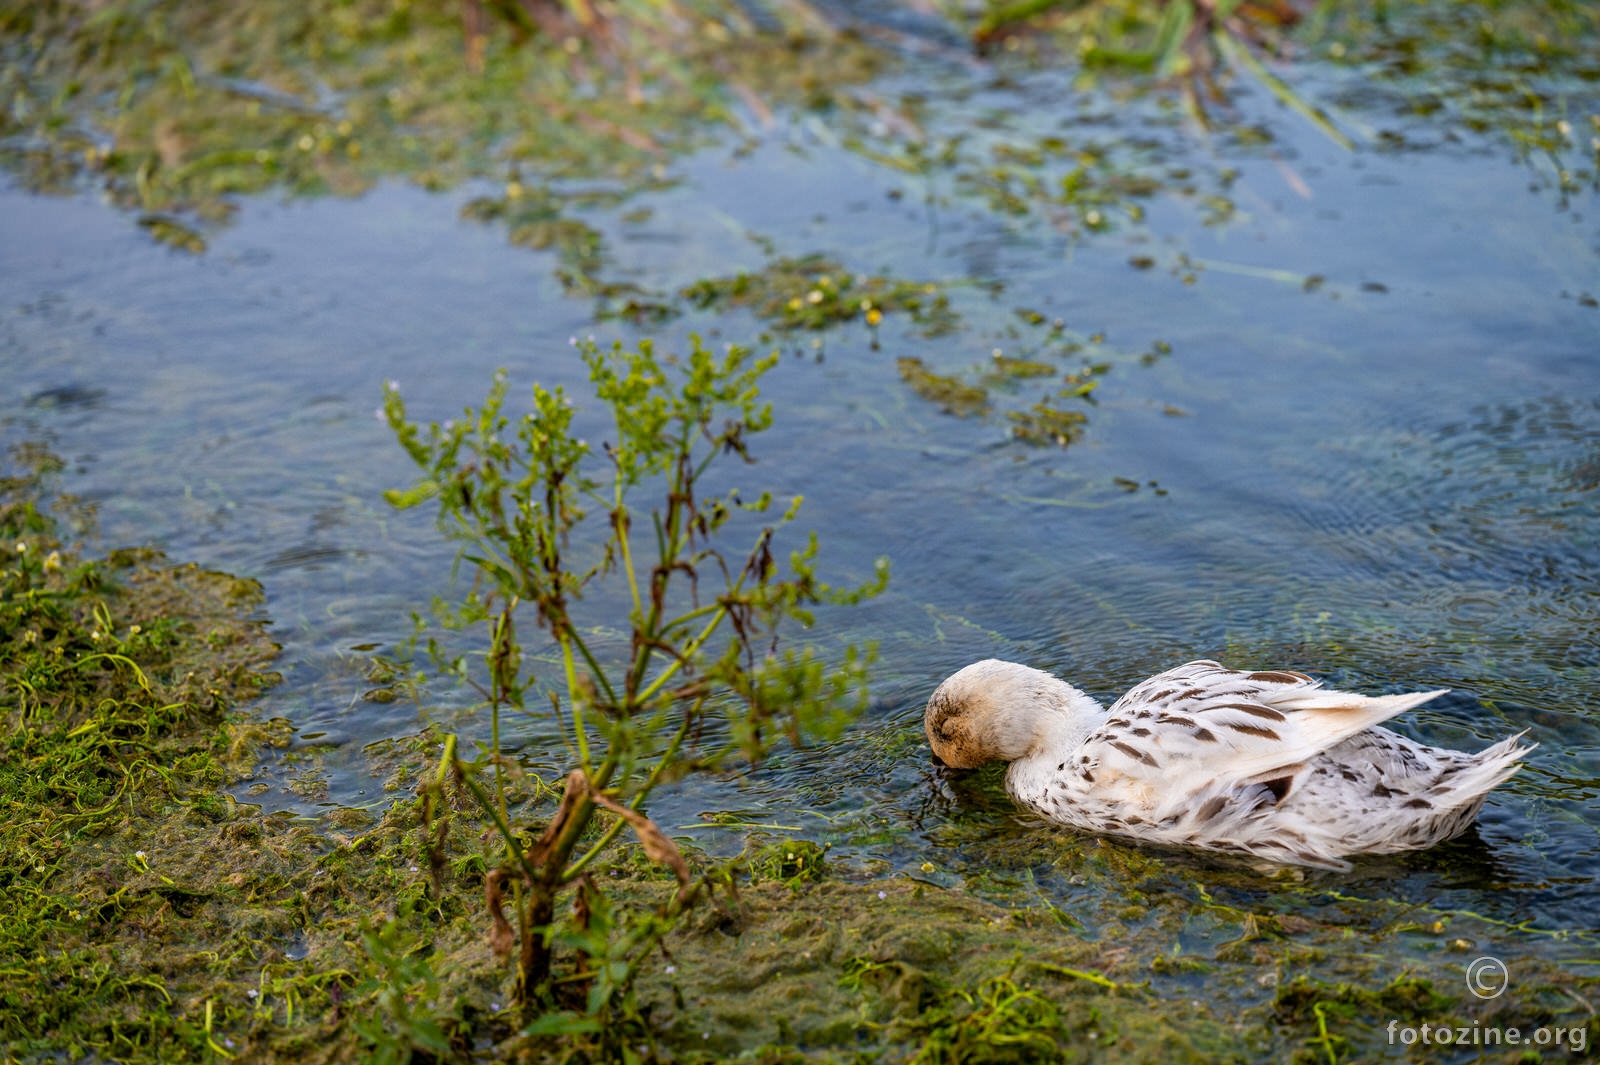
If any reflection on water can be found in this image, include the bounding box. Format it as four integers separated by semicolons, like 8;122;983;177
3;41;1598;963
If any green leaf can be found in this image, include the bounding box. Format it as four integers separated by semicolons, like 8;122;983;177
1153;0;1195;79
976;0;1077;38
382;481;439;509
521;1011;602;1036
461;553;520;594
1212;29;1354;151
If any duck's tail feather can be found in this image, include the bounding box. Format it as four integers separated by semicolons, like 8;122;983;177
1434;732;1535;811
1358;731;1535;855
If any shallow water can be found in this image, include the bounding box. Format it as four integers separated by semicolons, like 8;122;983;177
4;26;1598;975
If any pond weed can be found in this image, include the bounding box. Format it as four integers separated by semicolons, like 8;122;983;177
682;254;962;337
0;444;281;1059
0;0;886;252
898;357;993;417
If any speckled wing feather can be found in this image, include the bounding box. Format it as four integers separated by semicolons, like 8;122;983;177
1078;660;1449;820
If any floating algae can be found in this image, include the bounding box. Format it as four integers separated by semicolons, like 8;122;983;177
898;357;991;416
683;254;961;336
1007;399;1090;446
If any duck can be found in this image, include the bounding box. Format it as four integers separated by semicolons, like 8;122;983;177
925;658;1533;870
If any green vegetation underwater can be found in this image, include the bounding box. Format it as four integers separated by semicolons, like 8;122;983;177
1;0;1598;1061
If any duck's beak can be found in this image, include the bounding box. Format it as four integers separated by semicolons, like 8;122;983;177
929;750;948;768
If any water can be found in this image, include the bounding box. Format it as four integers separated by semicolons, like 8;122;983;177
3;37;1597;965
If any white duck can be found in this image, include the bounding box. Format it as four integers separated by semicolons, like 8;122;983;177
925;659;1532;870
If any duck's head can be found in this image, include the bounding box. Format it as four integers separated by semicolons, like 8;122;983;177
924;659;1102;768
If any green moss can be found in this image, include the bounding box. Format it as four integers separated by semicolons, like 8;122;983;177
1271;976;1460;1065
889;315;1160;448
984;354;1056;379
0;447;284;1059
1007;400;1089;446
0;0;887;255
898;357;991;416
683;255;960;336
746;839;830;888
1273;974;1453;1026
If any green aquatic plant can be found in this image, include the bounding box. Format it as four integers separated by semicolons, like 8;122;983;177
682;254;962;337
971;0;1353;148
382;335;887;1017
745;838;830;888
984;355;1056;380
1007;398;1090;446
0;0;886;252
898;357;992;416
969;0;1600;170
1315;0;1600;198
0;445;283;1060
908;974;1072;1065
896;316;1155;446
839;958;1096;1064
1272;975;1456;1065
458;0;843;51
461;189;606;276
353;920;468;1065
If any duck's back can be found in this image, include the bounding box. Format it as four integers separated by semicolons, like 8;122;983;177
1004;661;1531;869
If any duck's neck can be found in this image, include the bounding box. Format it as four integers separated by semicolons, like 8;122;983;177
1004;680;1106;804
1017;678;1106;759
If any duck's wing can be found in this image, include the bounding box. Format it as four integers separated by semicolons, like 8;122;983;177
1084;660;1447;817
